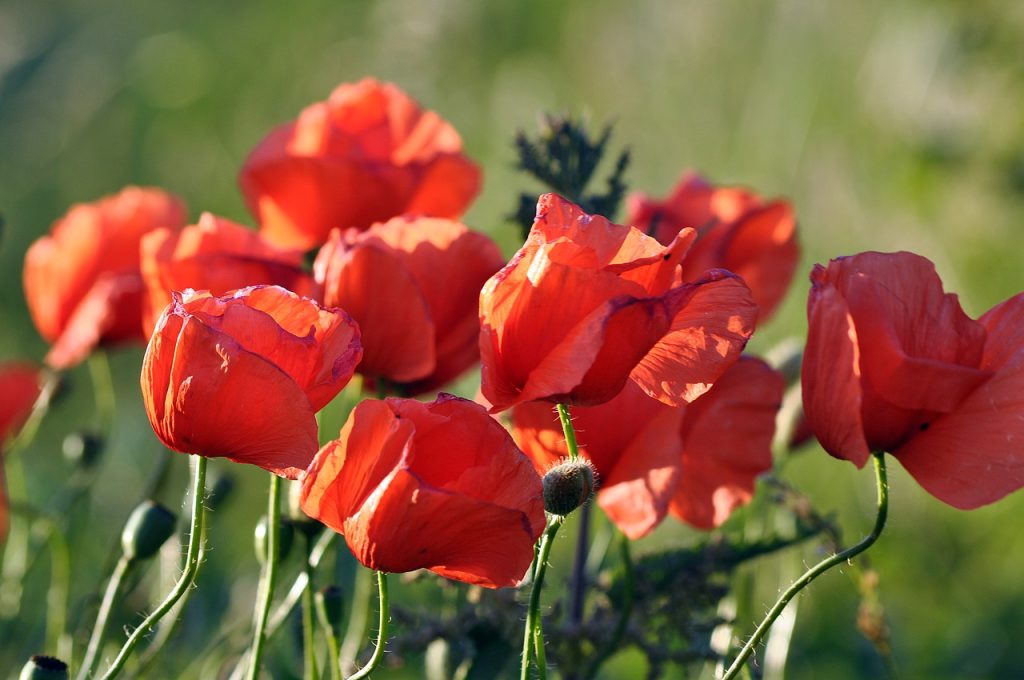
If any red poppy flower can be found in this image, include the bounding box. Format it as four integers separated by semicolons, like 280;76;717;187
239;78;481;250
802;251;1024;508
140;212;318;333
513;357;781;537
301;394;545;588
314;216;504;394
480;194;758;413
0;363;42;543
627;172;798;321
24;187;187;369
141;286;362;478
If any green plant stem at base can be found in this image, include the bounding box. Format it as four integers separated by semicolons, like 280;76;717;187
45;527;72;660
347;571;389;680
521;517;565;680
315;593;343;680
246;473;283;680
583;532;633;680
302;535;320;680
721;452;890;680
77;555;133;680
98;455;208;680
339;566;374;675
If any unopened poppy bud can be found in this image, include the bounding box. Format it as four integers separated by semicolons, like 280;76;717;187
315;585;344;628
62;431;103;468
121;501;177;561
19;655;69;680
254;515;294;565
542;459;597;516
287;480;323;537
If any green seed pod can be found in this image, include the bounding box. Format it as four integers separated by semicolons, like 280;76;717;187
121;501;177;561
61;431;103;468
542;459;596;516
254;515;294;565
315;585;345;629
19;655;69;680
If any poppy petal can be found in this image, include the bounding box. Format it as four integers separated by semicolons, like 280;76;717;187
629;270;757;407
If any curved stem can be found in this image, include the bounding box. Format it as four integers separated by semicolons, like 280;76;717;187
247;473;283;680
45;527;72;660
78;556;133;680
347;571;389;680
268;531;336;635
302;535;320;680
520;517;564;680
721;452;889;680
339;566;374;675
583;532;633;680
99;455;208;680
556;404;579;462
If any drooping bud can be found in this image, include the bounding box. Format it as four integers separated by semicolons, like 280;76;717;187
315;585;345;629
19;655;69;680
121;501;177;561
62;431;103;468
254;515;294;565
541;459;597;516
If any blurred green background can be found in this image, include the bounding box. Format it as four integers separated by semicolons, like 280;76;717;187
2;0;1024;678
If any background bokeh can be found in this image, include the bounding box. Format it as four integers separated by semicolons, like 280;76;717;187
2;0;1024;678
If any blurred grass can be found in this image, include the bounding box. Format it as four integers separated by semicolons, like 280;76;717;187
2;0;1024;677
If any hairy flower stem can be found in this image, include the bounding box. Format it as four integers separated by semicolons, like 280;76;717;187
247;473;283;680
347;571;389;680
556;404;579;462
77;556;133;680
99;455;208;680
339;566;374;675
721;452;889;680
521;518;564;680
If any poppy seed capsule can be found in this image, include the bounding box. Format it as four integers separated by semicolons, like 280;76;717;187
121;501;177;561
542;459;596;516
20;655;69;680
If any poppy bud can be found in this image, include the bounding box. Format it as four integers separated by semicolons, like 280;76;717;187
19;655;68;680
315;585;344;629
62;431;103;468
286;480;322;537
121;501;177;561
542;460;597;516
254;515;294;565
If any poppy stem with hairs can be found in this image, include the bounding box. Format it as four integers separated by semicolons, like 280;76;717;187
247;473;283;680
98;455;208;680
720;451;890;680
346;571;389;680
521;517;564;680
556;404;579;462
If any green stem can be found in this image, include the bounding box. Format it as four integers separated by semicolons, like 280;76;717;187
98;455;208;680
556;404;579;462
339;566;374;676
721;452;889;680
268;531;337;635
78;555;133;679
520;517;564;680
302;535;320;680
347;571;389;680
45;527;72;661
583;532;633;680
315;594;343;680
247;473;283;680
